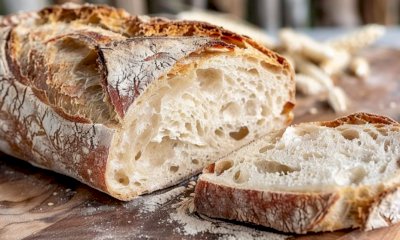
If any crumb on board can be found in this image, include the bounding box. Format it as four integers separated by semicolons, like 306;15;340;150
390;102;397;109
309;107;318;115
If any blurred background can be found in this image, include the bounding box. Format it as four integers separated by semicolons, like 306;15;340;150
0;0;399;32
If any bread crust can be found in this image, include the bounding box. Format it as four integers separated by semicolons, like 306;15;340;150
317;112;398;128
364;186;400;230
194;180;339;233
195;112;400;233
0;4;294;200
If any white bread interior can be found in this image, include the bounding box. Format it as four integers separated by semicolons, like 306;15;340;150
106;47;293;198
201;122;400;192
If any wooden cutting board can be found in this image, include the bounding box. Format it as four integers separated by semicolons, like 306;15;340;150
1;48;400;240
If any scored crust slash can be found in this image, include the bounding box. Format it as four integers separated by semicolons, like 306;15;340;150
0;4;294;200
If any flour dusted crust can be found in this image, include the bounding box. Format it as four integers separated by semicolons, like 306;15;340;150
194;180;340;233
0;4;294;200
195;113;400;233
363;186;400;231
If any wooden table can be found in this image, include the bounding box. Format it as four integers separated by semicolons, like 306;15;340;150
1;48;400;240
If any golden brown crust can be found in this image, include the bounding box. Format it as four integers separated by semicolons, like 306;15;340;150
30;3;295;121
36;3;292;74
317;112;399;128
36;3;295;115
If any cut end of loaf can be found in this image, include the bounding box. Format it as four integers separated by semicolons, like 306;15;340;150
202;114;400;192
195;113;400;233
105;47;294;200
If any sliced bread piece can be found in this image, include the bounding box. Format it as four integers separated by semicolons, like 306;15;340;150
194;113;400;233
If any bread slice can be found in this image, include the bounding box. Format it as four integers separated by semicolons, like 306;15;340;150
0;4;294;200
194;113;400;233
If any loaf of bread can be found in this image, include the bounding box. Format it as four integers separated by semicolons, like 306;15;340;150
195;113;400;233
0;4;294;200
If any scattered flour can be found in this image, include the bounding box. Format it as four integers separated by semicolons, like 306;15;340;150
169;197;290;240
139;186;186;213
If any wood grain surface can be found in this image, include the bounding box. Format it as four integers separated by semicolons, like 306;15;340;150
1;48;400;240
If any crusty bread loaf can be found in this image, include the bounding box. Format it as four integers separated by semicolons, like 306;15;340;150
0;4;294;200
195;113;400;233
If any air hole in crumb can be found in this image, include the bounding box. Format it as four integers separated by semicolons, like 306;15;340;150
134;181;141;186
256;84;264;92
257;119;265;126
233;170;249;183
224;76;235;85
196;68;224;91
214;128;224;137
384;140;391;152
115;171;129;186
185;123;192;131
261;105;270;116
365;129;378;140
196;120;204;136
135;151;142;160
379;165;387;173
182;93;193;101
341;129;360;140
259;145;274;153
248;68;259;77
246;56;258;63
169;166;179;172
221;102;241;121
215;160;234;175
303;152;323;160
229;126;249;141
350;167;366;184
245;100;257;116
192;159;199;165
255;161;299;175
377;128;388;136
260;61;282;74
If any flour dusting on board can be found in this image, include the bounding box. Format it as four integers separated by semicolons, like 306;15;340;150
138;186;186;213
169;196;290;240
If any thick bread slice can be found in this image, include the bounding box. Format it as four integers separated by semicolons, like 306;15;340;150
195;113;400;233
0;4;294;200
